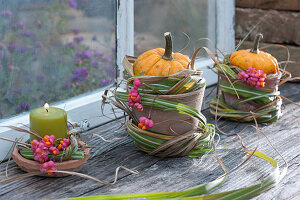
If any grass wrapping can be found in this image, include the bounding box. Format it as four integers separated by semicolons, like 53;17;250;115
115;74;213;157
210;64;282;123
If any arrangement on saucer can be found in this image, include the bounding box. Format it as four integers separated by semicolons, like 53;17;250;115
4;103;90;177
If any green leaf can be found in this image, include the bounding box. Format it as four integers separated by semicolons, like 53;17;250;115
127;75;205;95
215;64;238;79
219;81;278;105
246;150;277;168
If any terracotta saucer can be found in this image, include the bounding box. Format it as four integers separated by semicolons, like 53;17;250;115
11;143;90;177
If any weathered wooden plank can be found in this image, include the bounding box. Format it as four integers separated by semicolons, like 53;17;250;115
63;82;300;199
0;83;299;200
61;102;300;199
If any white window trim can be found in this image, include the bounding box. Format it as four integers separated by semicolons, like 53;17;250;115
193;0;235;89
116;0;134;76
0;0;234;160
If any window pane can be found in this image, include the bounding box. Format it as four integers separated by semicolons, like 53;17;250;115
134;0;214;57
0;0;116;119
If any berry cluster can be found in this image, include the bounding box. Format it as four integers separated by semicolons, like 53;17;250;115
127;78;143;111
31;135;70;175
138;117;154;130
238;67;266;88
127;78;155;130
58;138;71;151
40;160;56;175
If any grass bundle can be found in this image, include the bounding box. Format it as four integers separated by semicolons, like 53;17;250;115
102;56;214;157
116;90;215;157
206;33;293;123
210;61;283;123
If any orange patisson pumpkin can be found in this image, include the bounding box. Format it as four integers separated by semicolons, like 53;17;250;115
229;34;279;74
133;32;190;76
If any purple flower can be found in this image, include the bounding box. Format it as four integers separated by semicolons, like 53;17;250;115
16;46;27;54
71;67;89;82
72;28;80;34
83;50;92;59
11;21;26;30
76;51;83;58
76;50;91;59
16;102;30;113
66;41;78;48
6;10;13;16
104;64;115;77
74;36;84;43
92;35;97;41
99;78;111;87
102;54;113;63
91;60;99;68
64;81;71;88
93;49;103;57
18;21;26;29
0;50;4;57
1;10;13;17
69;0;77;8
23;31;35;37
7;44;16;51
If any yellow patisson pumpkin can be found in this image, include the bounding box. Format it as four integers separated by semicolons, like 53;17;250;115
229;34;279;74
133;32;190;76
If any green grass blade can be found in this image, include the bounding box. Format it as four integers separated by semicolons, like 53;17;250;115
215;64;238;79
246;150;277;168
116;92;207;127
219;81;278;104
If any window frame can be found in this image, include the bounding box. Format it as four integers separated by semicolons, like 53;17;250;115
0;0;234;160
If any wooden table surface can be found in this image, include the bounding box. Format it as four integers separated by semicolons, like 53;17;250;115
0;82;299;200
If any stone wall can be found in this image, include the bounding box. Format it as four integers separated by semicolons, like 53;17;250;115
235;0;300;79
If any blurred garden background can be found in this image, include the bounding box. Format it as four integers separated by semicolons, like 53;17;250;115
0;0;210;120
0;0;116;119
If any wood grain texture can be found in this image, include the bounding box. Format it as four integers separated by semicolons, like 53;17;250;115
0;83;299;200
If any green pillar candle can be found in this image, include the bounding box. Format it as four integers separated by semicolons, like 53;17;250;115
30;103;68;140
